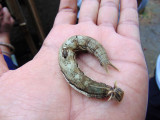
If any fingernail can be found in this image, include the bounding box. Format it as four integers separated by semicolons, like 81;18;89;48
3;7;7;11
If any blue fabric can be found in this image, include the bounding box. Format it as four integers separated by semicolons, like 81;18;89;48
156;54;160;90
146;77;160;120
3;55;17;70
138;0;148;12
146;54;160;120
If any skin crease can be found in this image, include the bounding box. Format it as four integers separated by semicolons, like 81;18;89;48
0;0;148;120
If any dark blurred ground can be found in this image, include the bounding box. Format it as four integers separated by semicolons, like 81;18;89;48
10;0;60;65
9;0;160;78
139;0;160;78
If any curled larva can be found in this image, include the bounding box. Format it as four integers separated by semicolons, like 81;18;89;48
59;35;124;102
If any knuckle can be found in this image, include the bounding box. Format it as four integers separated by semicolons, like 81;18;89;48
83;0;100;3
119;19;139;27
100;0;119;8
59;7;76;14
119;7;139;26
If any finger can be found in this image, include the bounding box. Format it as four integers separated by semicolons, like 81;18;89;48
117;0;140;41
3;7;11;22
0;4;3;23
97;0;119;29
0;49;9;75
3;7;15;25
0;4;3;16
78;0;100;24
10;17;15;24
54;0;77;26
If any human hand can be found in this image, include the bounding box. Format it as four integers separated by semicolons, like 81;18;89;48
0;0;148;120
0;4;15;57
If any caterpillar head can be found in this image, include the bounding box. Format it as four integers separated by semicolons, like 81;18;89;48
108;82;124;102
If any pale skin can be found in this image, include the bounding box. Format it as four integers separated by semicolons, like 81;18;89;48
0;0;148;120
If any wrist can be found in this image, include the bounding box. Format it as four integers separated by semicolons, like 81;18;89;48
0;33;12;57
0;33;10;43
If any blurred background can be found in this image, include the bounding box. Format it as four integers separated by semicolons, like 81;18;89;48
139;0;160;78
1;0;159;78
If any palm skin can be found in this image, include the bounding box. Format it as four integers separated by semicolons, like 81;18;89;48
0;0;148;120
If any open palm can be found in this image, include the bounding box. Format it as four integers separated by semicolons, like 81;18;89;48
0;0;148;120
